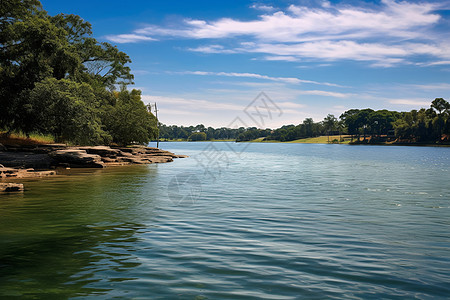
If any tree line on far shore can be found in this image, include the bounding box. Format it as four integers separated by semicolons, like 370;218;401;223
159;124;272;141
0;0;158;145
160;98;450;144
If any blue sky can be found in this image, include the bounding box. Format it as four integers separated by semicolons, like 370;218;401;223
41;0;450;128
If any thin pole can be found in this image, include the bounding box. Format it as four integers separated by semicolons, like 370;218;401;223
154;102;160;148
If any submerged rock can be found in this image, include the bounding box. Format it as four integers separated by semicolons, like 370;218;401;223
0;167;56;179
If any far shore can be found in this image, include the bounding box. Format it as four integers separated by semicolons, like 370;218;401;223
158;135;450;147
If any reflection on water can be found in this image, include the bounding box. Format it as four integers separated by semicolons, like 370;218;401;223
1;223;143;298
0;165;156;298
1;143;450;299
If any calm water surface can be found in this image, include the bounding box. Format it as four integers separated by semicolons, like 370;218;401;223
1;142;449;299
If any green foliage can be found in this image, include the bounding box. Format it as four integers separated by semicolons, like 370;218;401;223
323;114;337;133
431;98;450;115
0;6;75;129
0;0;155;146
159;124;247;141
27;78;110;145
265;119;324;142
338;99;449;143
188;132;207;141
104;89;158;146
237;127;271;142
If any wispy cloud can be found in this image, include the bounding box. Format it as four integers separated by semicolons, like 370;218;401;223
418;60;450;66
141;93;308;127
389;99;431;106
132;70;151;75
298;90;352;98
261;55;300;62
250;4;275;12
173;70;343;87
105;0;450;67
104;34;156;43
405;83;450;90
187;44;237;54
142;95;244;111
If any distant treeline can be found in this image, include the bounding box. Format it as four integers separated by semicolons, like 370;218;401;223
159;124;271;141
160;98;450;144
0;0;157;145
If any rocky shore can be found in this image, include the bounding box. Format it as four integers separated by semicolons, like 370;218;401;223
0;143;187;193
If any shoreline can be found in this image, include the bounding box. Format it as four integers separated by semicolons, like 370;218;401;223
157;137;450;147
0;144;187;193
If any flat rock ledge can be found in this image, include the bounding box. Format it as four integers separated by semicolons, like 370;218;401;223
0;183;24;193
0;145;186;169
1;167;56;179
0;145;187;193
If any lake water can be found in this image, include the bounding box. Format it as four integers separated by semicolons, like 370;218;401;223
1;142;449;299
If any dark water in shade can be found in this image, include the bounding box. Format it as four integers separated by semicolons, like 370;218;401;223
1;142;449;299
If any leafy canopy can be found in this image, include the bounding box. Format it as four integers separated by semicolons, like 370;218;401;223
0;0;157;146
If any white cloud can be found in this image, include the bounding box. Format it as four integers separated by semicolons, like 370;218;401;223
278;101;305;109
142;95;244;111
419;60;450;66
104;34;156;43
132;1;440;41
250;4;275;12
238;41;450;64
406;83;450;90
298;90;351;98
132;70;150;75
176;70;343;87
389;99;431;106
187;44;237;54
105;1;449;67
262;55;300;62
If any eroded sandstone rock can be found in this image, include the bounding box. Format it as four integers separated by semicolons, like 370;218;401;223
49;149;104;168
0;183;24;192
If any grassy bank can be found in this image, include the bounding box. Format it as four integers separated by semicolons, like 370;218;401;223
247;136;450;147
248;135;352;144
0;132;55;146
159;139;235;142
288;135;351;144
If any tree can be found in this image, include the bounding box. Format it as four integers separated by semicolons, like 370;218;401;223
0;3;134;135
431;98;449;115
104;89;158;146
323;114;337;143
188;132;207;141
50;13;134;87
27;78;110;145
340;109;360;141
337;120;345;143
0;7;77;131
303;118;314;137
356;109;374;141
430;98;449;140
368;110;398;139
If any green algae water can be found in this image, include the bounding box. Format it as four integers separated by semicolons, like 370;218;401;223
1;142;450;299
